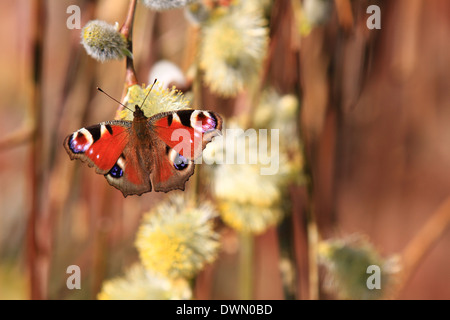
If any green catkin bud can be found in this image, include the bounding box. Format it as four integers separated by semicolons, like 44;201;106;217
184;2;210;25
81;20;132;62
141;0;197;11
319;236;399;300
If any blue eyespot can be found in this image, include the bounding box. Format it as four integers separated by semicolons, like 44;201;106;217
109;163;123;178
69;134;90;154
173;154;189;170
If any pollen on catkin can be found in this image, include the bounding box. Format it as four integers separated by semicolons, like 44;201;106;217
141;0;197;11
119;82;191;120
81;20;132;62
135;195;220;279
97;264;192;300
199;2;268;97
203;122;287;234
253;89;304;185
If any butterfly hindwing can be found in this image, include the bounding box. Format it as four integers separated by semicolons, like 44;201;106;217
149;139;195;192
104;142;153;197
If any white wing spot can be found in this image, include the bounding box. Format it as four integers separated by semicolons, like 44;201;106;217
117;155;126;170
172;113;181;124
100;124;108;136
190;110;201;129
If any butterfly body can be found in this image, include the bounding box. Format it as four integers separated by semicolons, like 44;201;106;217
64;107;222;197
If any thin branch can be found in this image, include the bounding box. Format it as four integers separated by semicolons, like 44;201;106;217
0;127;34;151
119;0;138;111
27;0;47;300
277;204;299;300
393;196;450;298
334;0;354;32
297;53;320;301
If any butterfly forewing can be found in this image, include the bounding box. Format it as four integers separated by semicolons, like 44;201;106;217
151;110;223;160
64;121;131;174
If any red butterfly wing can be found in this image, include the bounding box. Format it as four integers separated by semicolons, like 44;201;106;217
149;138;195;192
64;120;152;196
151;110;222;160
64;122;130;174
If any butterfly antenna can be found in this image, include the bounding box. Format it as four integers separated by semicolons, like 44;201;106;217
140;79;157;108
97;87;134;112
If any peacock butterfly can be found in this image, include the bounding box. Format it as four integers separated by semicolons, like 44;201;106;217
63;105;222;197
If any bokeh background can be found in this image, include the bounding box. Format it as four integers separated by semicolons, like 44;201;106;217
1;0;450;300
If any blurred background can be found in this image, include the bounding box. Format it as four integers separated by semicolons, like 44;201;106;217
1;0;450;300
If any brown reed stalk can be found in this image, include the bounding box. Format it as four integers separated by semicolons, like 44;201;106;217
27;0;47;300
45;1;98;270
259;0;304;300
393;196;450;298
0;128;34;151
47;0;97;170
298;92;320;301
334;0;354;31
289;0;321;299
239;232;254;299
119;0;138;109
277;204;298;300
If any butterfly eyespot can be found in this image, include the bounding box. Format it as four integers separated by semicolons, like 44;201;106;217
69;129;93;154
173;153;189;170
109;163;123;178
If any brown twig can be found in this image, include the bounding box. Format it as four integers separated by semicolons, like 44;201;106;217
334;0;354;32
393;196;450;298
27;0;47;300
46;0;98;247
277;203;299;300
0;127;34;151
118;0;138;114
